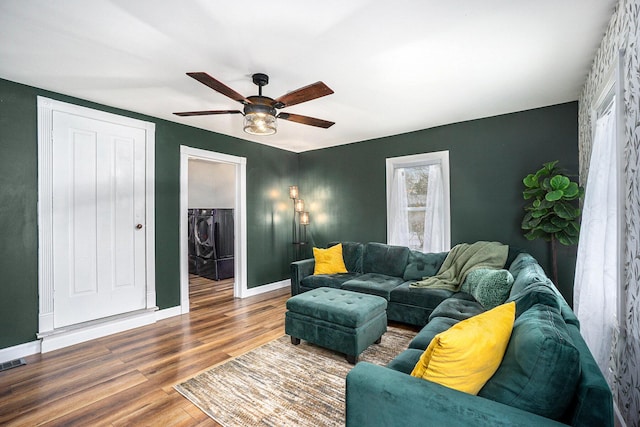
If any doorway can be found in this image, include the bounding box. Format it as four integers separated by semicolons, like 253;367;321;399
37;97;156;351
179;146;247;314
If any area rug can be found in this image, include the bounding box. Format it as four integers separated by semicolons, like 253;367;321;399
174;326;415;427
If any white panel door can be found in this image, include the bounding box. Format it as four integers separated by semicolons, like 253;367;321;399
52;111;147;328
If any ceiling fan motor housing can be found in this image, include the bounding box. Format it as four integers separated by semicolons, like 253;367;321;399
245;96;277;116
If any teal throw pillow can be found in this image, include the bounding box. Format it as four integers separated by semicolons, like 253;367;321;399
478;303;581;420
461;268;514;309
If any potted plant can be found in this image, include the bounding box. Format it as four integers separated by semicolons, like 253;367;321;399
521;161;584;284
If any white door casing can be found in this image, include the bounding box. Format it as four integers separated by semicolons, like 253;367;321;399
179;146;247;311
37;97;156;339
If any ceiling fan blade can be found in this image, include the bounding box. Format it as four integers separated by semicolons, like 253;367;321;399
174;110;243;116
273;81;334;108
277;112;335;128
186;72;249;104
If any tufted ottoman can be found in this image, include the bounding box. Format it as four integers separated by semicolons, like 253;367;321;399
285;287;388;364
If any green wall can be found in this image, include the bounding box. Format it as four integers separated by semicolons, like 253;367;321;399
0;76;580;351
299;102;579;304
0;78;298;349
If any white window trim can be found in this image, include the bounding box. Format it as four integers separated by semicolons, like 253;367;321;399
385;151;451;250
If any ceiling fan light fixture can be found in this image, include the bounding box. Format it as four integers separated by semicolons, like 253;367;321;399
243;102;277;136
244;112;277;136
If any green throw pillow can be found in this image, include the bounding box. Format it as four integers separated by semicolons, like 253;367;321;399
461;268;514;309
478;303;581;420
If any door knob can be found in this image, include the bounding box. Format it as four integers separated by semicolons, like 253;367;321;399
136;224;143;229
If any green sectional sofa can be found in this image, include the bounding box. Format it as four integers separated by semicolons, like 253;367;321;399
290;242;613;426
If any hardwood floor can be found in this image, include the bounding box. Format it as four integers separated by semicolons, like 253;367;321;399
0;276;290;426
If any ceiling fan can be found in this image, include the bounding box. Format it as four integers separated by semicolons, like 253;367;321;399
174;72;335;136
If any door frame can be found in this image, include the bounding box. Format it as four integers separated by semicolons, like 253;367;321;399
37;96;156;338
179;146;247;312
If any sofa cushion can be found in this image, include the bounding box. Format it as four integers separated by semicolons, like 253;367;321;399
341;273;405;299
411;302;516;395
507;282;560;318
362;242;410;277
301;272;361;290
389;282;454;308
402;250;448;281
509;257;550;297
428;297;485;322
313;244;348;275
386;348;424;374
461;268;514;309
409;316;459;350
328;241;364;273
478;303;581;420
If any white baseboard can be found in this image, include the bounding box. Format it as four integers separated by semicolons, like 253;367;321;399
38;309;157;353
0;340;41;364
156;305;182;320
240;279;290;298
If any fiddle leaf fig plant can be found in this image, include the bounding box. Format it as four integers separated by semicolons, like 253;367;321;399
521;161;584;283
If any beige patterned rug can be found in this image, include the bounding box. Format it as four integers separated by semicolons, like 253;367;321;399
174;326;415;427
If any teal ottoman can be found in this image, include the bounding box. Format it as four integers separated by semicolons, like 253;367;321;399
285;287;388;364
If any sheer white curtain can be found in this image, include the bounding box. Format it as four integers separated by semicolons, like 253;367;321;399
574;99;618;381
423;164;445;252
388;168;410;246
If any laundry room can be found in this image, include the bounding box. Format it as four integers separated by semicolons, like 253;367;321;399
187;158;235;283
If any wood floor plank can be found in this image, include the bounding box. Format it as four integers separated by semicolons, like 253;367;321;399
0;277;289;426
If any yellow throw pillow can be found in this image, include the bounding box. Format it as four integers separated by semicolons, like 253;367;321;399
411;301;515;395
313;244;348;275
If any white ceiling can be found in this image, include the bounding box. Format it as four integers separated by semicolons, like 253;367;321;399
0;0;616;153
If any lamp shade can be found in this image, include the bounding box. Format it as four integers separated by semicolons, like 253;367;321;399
289;185;299;199
243;112;276;136
295;199;305;212
300;211;310;225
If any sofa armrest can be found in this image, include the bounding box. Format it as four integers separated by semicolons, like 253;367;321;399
346;363;566;427
290;258;315;295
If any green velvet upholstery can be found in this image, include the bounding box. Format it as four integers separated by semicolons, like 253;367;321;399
507;282;560;318
509;254;550;296
362;242;410;277
389;282;453;307
328;241;364;273
408;316;459;350
346;362;569;427
285;287;387;360
386;348;424;374
386;302;434;326
290;258;315;295
478;303;581;420
300;272;360;291
427;297;485;322
341;273;405;299
402;250;447;281
285;311;387;358
291;243;613;426
286;287;386;328
562;324;614;426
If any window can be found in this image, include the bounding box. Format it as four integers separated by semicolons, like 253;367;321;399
574;55;624;383
386;151;450;252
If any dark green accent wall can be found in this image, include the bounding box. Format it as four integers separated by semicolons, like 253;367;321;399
299;102;579;304
0;76;580;351
0;78;298;349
